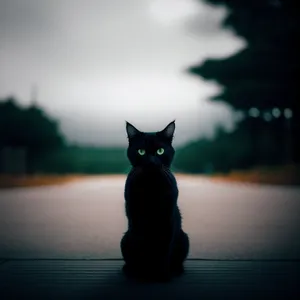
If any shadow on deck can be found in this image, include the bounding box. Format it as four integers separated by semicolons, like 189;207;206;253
0;259;299;299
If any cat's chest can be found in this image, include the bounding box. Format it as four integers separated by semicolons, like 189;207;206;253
125;169;178;203
128;175;171;197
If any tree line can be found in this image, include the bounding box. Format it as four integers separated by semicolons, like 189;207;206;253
0;97;129;174
185;0;299;169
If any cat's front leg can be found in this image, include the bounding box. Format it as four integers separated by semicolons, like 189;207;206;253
151;240;174;281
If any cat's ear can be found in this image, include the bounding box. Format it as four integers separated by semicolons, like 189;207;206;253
158;120;175;141
126;121;141;139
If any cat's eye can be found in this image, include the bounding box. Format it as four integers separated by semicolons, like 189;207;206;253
138;149;146;156
157;148;164;155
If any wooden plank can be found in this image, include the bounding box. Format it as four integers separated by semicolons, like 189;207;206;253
0;259;299;300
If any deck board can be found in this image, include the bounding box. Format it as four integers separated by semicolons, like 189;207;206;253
0;259;299;300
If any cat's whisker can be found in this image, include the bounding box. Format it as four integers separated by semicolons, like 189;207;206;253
162;168;173;187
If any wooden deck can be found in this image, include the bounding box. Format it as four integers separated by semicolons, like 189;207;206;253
1;259;299;299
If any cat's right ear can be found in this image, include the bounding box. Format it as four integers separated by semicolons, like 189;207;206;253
126;121;140;139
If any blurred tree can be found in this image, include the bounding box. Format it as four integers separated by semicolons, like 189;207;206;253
174;122;254;173
0;97;130;175
0;97;65;173
188;0;299;163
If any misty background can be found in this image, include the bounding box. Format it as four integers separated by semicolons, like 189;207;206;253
0;0;244;146
0;0;299;177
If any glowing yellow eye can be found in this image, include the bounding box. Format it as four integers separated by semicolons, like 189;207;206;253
138;149;146;156
157;148;164;155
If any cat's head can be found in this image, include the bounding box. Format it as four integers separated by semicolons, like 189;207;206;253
125;121;176;169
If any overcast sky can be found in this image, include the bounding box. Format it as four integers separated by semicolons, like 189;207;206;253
0;0;245;147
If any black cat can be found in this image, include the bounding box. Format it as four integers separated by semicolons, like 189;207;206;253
120;120;189;282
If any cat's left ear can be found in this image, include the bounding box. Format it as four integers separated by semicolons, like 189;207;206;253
126;121;141;139
158;120;175;141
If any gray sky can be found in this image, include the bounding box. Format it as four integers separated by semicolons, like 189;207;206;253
0;0;245;147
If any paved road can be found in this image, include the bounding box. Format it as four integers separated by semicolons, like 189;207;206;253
0;176;300;259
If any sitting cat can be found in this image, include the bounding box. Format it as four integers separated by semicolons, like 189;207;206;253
120;120;189;282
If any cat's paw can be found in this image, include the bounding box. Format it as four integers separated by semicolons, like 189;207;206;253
157;272;171;282
154;265;172;282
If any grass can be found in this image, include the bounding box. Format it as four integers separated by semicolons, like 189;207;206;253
0;173;132;189
0;174;82;189
0;165;299;189
211;164;300;186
